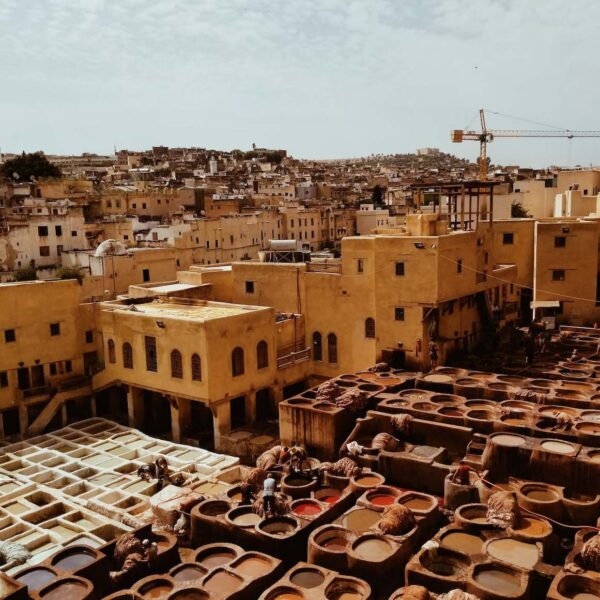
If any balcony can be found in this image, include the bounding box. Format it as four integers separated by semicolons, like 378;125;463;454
277;339;310;369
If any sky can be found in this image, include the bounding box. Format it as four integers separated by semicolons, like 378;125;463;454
1;0;600;167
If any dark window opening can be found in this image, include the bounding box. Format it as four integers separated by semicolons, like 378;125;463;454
395;307;405;321
170;349;183;378
395;262;405;276
123;343;133;369
312;331;322;361
232;347;244;377
552;269;566;281
327;333;338;363
365;318;375;338
50;323;60;336
145;336;158;372
245;281;255;294
503;233;514;245
191;353;201;381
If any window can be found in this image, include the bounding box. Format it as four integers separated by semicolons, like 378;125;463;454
191;353;201;381
55;225;62;236
142;203;147;209
552;269;566;281
142;269;150;283
457;259;462;273
257;340;269;369
0;372;7;387
71;231;77;237
145;336;157;372
132;203;137;209
395;262;405;276
245;281;255;294
38;225;48;237
39;246;50;256
50;323;60;336
365;318;375;339
395;307;405;321
108;339;116;364
170;350;183;378
503;233;514;245
327;333;338;363
312;331;323;361
357;259;364;273
123;343;133;369
65;360;72;373
49;363;57;376
484;252;489;264
85;330;93;344
4;329;15;343
232;347;245;377
555;236;566;247
57;245;63;256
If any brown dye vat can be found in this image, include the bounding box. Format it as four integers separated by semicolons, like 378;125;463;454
413;402;437;412
342;508;380;532
197;549;236;568
419;549;469;578
323;537;350;551
540;439;575;454
171;564;207;583
51;547;96;571
431;394;463;403
485;538;539;569
455;504;489;527
230;507;262;527
400;495;435;512
203;570;243;595
512;516;551;538
467;372;496;381
290;567;325;588
455;378;480;386
526;488;559;502
557;574;600;600
15;567;56;591
39;578;91;600
325;580;365;600
439;407;464;417
441;531;483;555
491;433;527;447
423;374;454;384
465;400;496;409
198;500;230;517
353;536;393;561
260;517;297;536
497;376;527;386
354;474;384;487
467;410;494;420
233;555;272;577
268;588;304;600
540;405;579;417
501;417;529;427
169;591;209;600
473;566;522;596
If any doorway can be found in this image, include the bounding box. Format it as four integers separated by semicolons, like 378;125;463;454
17;368;30;390
230;396;246;429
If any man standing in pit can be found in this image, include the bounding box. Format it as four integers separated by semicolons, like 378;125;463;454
262;473;276;517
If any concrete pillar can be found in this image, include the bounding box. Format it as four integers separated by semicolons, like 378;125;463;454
90;395;97;418
60;403;68;427
127;386;145;430
170;397;191;444
18;402;28;438
109;387;121;421
246;390;257;423
272;385;284;405
0;411;5;439
212;401;231;452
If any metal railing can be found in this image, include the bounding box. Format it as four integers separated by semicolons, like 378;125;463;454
306;262;341;274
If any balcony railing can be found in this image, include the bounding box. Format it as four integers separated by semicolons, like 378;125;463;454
277;348;311;369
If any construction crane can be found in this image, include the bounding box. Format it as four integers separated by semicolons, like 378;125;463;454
451;109;600;180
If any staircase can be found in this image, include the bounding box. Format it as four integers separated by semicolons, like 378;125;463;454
25;377;92;437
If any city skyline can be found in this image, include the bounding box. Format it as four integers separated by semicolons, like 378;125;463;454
1;0;600;167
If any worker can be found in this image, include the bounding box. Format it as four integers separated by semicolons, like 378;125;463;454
262;474;276;517
239;481;255;505
428;342;439;370
571;349;581;362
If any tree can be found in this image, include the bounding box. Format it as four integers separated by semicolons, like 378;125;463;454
371;184;386;206
0;152;62;181
511;201;531;218
13;267;38;282
55;266;85;284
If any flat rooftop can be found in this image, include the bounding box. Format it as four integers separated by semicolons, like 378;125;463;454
105;298;264;322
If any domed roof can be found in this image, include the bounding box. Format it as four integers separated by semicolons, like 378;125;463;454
94;239;128;257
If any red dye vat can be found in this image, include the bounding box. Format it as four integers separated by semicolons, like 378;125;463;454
320;494;340;504
369;494;395;506
293;502;322;516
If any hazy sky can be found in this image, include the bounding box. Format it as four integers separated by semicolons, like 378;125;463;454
1;0;599;167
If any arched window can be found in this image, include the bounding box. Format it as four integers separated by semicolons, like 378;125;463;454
257;340;269;369
191;353;201;381
365;317;376;339
122;342;133;369
232;347;244;377
108;339;116;364
312;331;322;361
327;333;338;364
171;349;183;379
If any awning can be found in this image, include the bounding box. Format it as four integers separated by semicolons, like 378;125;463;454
530;300;561;309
